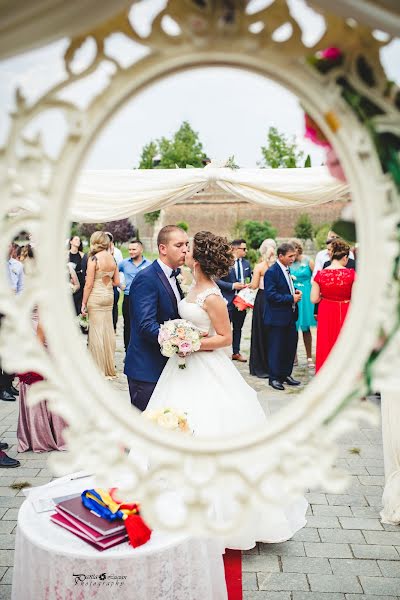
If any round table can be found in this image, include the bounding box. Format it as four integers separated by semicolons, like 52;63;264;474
12;478;227;600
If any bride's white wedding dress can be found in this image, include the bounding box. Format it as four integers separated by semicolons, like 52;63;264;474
147;287;308;549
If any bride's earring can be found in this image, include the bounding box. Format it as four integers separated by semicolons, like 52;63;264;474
192;263;197;281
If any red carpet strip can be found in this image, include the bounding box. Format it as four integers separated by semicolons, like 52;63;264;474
223;549;242;600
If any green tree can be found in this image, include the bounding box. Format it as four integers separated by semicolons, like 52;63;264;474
138;121;208;224
314;223;331;249
294;213;313;240
260;126;304;168
176;221;189;232
243;220;277;250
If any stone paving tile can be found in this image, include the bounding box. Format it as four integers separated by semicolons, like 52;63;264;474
306;493;328;505
259;542;305;557
364;531;400;546
257;572;308;591
327;494;368;507
351;507;381;518
312;505;352;517
243;593;290;600
242;555;280;572
0;551;14;568
0;584;11;600
339;517;383;531
351;544;399;560
345;595;400;600
365;495;384;508
305;516;341;529
359;576;400;596
308;574;363;593
318;528;366;544
292;528;320;542
329;558;381;576
304;542;352;558
242;572;258;590
0;537;15;551
281;556;332;574
377;560;400;577
293;594;346;600
1;569;12;585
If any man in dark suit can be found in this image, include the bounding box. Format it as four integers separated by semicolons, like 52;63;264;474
217;238;252;362
124;225;188;411
264;242;302;391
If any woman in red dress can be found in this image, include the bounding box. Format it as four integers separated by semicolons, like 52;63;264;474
311;239;356;373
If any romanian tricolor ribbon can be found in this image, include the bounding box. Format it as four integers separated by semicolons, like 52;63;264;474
81;488;152;548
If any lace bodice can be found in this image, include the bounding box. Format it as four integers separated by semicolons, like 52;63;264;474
314;268;355;301
178;287;223;334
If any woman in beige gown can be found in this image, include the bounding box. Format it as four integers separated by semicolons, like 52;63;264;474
81;231;120;378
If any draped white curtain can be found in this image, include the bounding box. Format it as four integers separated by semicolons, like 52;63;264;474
71;166;349;222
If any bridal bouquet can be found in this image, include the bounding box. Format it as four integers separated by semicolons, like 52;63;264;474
144;408;190;432
77;313;89;331
158;319;201;369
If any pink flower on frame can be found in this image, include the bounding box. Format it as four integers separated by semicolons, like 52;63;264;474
321;47;342;61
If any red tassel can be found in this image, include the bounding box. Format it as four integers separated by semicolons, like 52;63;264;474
124;513;152;548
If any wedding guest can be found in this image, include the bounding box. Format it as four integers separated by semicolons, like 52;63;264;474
312;230;354;278
264;243;302;391
290;240;316;367
68;235;88;316
105;232;123;332
119;240;151;352
17;313;67;452
217;239;252;362
248;242;276;378
0;446;20;468
81;231;119;378
311;239;356;372
1;244;24;402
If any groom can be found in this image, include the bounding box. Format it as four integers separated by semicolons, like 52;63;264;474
264;242;302;391
124;225;188;411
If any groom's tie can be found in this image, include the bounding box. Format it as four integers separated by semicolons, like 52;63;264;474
286;267;296;311
170;268;184;299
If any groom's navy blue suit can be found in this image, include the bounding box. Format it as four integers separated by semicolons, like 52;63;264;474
124;260;181;411
264;261;298;383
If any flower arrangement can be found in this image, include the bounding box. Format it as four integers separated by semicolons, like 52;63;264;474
77;313;89;331
144;408;190;432
158;319;201;369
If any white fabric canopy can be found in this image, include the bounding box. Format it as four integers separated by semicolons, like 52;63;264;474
71;165;349;222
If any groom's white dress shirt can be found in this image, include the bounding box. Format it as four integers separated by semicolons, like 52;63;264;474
157;259;181;304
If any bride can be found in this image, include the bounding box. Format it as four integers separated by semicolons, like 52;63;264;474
147;231;307;547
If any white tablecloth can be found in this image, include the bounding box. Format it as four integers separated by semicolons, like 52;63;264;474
12;477;227;600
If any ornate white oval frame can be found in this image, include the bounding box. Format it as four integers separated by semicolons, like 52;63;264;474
1;0;399;534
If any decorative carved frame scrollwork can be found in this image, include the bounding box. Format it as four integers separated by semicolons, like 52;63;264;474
0;0;398;534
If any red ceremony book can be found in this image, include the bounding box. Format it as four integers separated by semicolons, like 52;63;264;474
50;513;128;551
55;496;126;536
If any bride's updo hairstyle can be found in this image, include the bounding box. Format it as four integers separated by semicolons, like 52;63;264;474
193;231;234;279
331;238;350;260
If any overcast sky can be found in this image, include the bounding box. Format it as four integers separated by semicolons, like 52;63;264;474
0;0;399;169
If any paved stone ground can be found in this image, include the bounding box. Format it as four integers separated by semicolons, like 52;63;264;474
0;315;398;600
